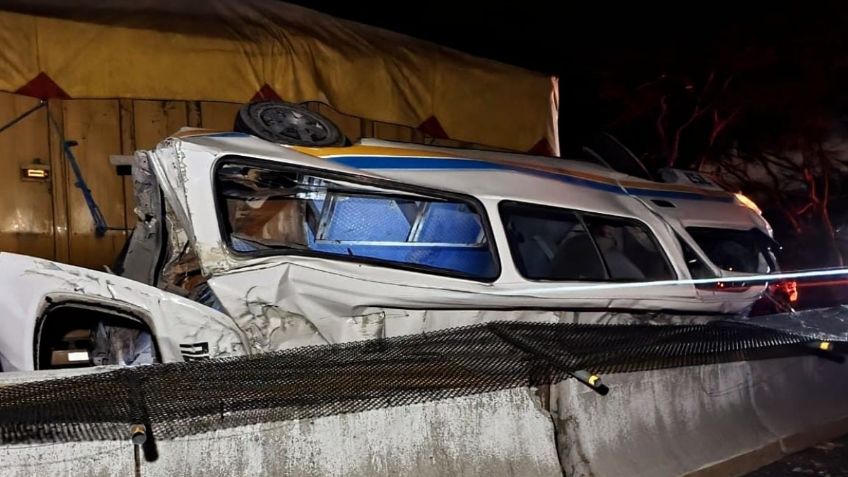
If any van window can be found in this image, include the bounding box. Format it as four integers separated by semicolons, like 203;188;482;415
216;162;498;280
675;234;716;279
500;201;674;281
685;227;775;274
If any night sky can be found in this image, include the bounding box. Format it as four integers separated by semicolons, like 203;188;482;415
292;1;848;157
291;1;848;273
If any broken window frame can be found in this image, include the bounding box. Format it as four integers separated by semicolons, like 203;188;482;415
674;233;718;280
33;299;160;370
213;156;502;282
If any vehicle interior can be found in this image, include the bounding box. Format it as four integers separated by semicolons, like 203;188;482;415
218;163;499;279
36;304;156;370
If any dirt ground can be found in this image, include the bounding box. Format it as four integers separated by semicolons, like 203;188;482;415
745;436;848;476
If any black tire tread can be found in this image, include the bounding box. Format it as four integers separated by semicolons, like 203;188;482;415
233;100;345;147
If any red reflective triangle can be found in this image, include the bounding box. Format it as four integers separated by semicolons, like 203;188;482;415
15;72;70;99
418;116;449;139
528;138;553;156
250;84;283;102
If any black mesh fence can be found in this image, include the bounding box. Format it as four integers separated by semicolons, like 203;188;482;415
0;320;843;454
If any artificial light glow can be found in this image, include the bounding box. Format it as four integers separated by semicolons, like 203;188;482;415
734;192;762;215
21;163;50;181
489;267;848;296
67;351;89;362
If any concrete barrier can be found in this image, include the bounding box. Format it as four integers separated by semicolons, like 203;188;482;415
2;357;848;476
551;356;848;476
0;387;561;477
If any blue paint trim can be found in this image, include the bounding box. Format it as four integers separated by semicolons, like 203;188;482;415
329;156;506;171
327;155;733;203
328;156;624;194
626;187;733;202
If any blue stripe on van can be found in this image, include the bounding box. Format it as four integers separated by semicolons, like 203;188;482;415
327;155;733;203
330;156;505;171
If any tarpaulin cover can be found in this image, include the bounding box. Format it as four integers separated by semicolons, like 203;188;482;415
0;0;559;153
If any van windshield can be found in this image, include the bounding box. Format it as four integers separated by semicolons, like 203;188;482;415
685;227;775;274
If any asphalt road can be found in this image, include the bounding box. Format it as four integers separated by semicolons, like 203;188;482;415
745;436;848;476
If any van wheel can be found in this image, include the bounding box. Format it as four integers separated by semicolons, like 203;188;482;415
234;101;345;147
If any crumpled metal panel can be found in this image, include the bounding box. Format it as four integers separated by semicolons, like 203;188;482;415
0;253;249;371
116;151;162;285
149;137;767;334
208;259;726;353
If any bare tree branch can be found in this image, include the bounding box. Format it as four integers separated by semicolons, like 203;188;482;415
657;94;669;159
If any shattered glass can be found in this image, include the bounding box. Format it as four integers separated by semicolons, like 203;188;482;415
217;162;498;278
91;322;155;367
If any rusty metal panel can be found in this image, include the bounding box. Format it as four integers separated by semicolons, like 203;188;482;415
0;92;53;260
186;101;202;128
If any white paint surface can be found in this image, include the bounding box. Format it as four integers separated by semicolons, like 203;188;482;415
0;253;249;371
138;134;772;352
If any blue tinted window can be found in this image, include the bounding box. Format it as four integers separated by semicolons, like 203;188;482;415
218;163;497;280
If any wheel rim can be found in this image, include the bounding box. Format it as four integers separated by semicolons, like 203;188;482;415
258;107;330;143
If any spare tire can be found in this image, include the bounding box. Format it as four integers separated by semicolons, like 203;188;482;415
234;101;345;147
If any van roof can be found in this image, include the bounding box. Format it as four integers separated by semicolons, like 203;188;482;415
160;130;770;282
173;131;734;212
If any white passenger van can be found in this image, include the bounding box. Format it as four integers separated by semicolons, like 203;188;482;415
0;104;785;371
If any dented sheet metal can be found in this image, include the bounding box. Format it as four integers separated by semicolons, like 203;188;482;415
118;151;163;285
208;261;718;352
0;253;248;371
